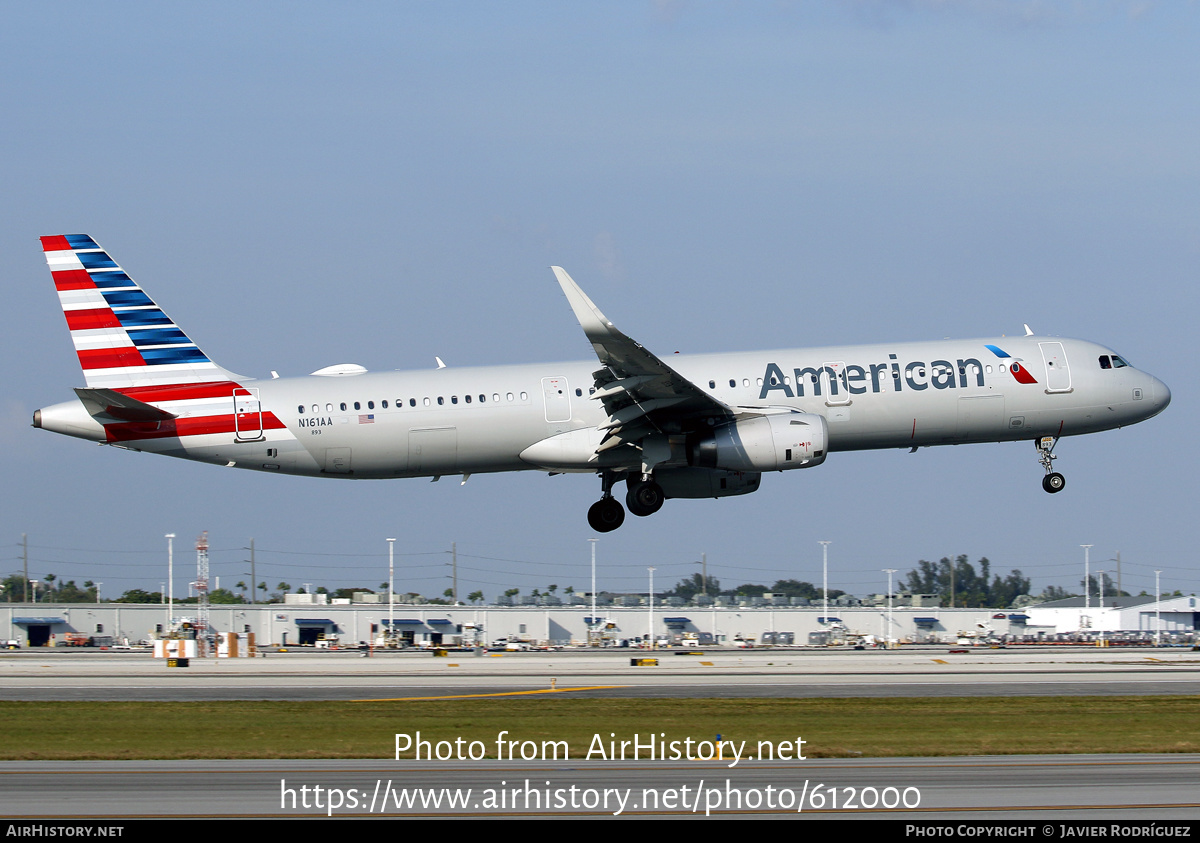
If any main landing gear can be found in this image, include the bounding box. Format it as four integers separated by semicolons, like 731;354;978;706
586;472;667;532
626;476;664;517
587;471;625;533
1037;436;1066;494
587;497;625;532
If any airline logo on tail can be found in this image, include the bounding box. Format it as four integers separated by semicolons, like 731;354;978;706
40;235;289;446
41;234;221;389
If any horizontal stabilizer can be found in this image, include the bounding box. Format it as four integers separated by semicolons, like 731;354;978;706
74;388;177;423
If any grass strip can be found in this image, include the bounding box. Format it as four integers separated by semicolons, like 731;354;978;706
1;696;1198;760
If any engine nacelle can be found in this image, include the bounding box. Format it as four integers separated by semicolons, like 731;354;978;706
690;413;828;472
655;466;762;499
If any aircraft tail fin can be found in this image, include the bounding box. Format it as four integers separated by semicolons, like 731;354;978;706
41;235;243;389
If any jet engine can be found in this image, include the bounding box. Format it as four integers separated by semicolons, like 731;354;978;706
689;413;828;472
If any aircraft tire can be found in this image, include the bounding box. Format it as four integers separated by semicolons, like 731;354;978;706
626;480;665;517
588;498;625;532
1042;472;1066;493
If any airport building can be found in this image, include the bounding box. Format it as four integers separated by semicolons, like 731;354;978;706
3;595;1196;649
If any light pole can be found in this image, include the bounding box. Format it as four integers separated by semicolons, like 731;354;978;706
647;566;656;649
387;538;396;648
165;533;175;631
1097;569;1105;646
819;541;832;633
1154;570;1162;646
883;569;897;648
588;538;598;646
1080;544;1093;636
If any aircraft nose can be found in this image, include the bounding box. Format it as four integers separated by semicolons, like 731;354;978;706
1153;376;1171;413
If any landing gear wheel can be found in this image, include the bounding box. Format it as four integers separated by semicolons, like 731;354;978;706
1042;472;1066;494
626;480;665;517
588;498;625;532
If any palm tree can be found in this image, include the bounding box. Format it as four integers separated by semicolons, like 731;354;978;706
468;590;484;605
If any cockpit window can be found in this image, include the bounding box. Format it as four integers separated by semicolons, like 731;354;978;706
1111;355;1130;368
1099;355;1111;369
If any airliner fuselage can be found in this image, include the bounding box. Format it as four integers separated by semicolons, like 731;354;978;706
33;236;1171;531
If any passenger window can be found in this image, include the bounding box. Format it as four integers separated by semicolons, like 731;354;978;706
367;401;374;409
381;400;388;408
709;380;715;389
576;388;583;396
520;391;528;401
729;379;736;388
298;405;305;414
437;397;444;405
493;393;500;402
354;402;361;410
326;403;333;413
480;394;487;403
451;396;458;404
410;399;417;407
465;394;471;403
340;402;347;411
423;397;431;406
742;378;750;388
506;393;514;402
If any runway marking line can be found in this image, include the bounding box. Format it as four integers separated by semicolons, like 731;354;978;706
352;685;629;702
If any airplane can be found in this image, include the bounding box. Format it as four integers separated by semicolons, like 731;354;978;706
33;234;1171;532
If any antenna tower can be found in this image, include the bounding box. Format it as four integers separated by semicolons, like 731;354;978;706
193;531;212;652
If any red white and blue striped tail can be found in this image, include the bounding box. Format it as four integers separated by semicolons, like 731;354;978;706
41;235;241;389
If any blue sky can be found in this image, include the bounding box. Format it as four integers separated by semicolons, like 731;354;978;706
1;1;1195;603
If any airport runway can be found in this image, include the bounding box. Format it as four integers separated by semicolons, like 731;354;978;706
2;647;1198;821
1;755;1198;819
0;646;1198;701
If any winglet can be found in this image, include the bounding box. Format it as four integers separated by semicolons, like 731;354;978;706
551;267;619;345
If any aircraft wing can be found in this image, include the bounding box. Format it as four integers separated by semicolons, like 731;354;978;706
552;267;735;456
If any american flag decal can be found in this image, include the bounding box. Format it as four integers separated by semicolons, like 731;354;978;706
359;414;375;424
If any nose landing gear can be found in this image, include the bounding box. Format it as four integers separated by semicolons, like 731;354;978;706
1037;436;1066;493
